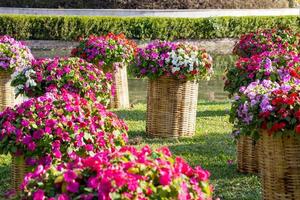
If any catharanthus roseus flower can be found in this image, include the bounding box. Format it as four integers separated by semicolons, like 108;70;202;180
132;40;213;81
11;57;112;105
233;29;300;58
0;90;128;167
21;146;213;200
0;35;34;73
71;33;137;72
224;50;300;96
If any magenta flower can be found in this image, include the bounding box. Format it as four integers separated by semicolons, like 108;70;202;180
64;170;77;183
33;189;45;200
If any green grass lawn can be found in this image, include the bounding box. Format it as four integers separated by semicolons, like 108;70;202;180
0;101;261;199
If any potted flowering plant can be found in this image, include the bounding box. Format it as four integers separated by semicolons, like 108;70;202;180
231;82;300;199
230;80;279;173
132;40;213;138
21;145;213;200
224;50;300;96
11;57;112;106
0;35;34;110
233;29;300;58
71;33;137;109
0;90;128;192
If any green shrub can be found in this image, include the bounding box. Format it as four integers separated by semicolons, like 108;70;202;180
0;15;298;41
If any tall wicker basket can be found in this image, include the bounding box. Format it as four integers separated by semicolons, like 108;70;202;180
259;131;300;200
0;71;15;111
109;64;129;109
146;76;198;138
11;155;29;193
237;135;260;174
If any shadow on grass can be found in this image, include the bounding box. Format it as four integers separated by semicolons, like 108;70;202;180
198;101;230;106
197;109;229;117
113;109;146;121
0;164;10;195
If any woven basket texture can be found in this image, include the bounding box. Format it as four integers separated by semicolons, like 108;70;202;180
259;131;300;200
146;76;198;138
109;64;129;109
0;71;15;111
237;135;260;174
11;155;29;193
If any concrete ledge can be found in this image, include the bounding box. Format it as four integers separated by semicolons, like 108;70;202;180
0;8;299;17
24;38;237;57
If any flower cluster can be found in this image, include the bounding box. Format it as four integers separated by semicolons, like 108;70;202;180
0;35;34;73
233;29;300;58
230;80;300;138
0;90;128;167
71;33;137;72
11;57;112;105
21;145;212;200
224;50;300;96
132;40;213;81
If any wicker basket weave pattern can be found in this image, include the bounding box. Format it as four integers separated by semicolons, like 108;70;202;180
109;64;129;109
11;155;29;193
259;131;300;200
237;135;260;174
146;76;198;138
0;71;15;111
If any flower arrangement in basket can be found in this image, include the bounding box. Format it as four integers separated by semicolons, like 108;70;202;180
71;33;137;72
132;40;213;81
0;90;128;167
21;145;213;200
224;50;300;96
233;29;300;58
0;35;34;73
10;57;112;105
230;80;280;139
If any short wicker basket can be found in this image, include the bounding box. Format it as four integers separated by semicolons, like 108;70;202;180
11;155;29;193
109;64;129;109
0;71;15;111
237;135;260;174
259;131;300;200
146;76;198;138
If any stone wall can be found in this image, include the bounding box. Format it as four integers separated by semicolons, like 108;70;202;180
25;38;237;58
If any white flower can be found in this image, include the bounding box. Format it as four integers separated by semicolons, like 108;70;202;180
171;67;180;73
25;69;36;78
25;79;37;87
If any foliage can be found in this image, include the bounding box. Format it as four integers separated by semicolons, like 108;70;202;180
224;50;300;96
71;33;137;72
0;35;33;73
132;40;213;81
11;57;112;105
0;15;298;41
0;91;128;167
21;145;212;200
233;29;300;58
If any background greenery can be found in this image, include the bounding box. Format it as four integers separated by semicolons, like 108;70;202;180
0;15;298;41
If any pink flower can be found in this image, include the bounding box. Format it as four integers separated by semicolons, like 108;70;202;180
33;189;45;200
67;181;79;193
63;170;77;183
58;194;70;200
159;168;172;186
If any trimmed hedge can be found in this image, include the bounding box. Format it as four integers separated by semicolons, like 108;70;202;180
0;0;291;9
0;15;299;41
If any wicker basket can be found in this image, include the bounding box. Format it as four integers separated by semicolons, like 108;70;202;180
0;71;15;111
11;155;29;193
237;135;260;174
146;76;198;138
259;131;300;200
109;64;129;109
